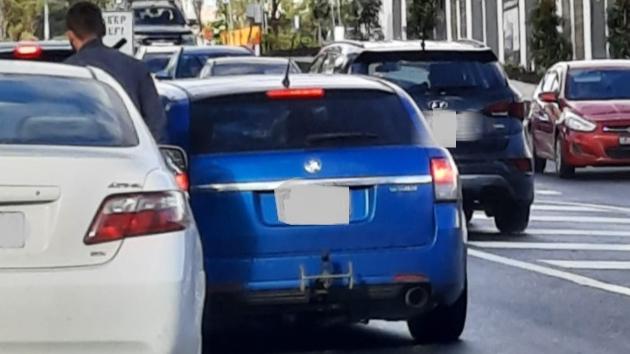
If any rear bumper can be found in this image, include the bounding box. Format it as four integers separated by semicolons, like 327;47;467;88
205;204;466;321
0;231;205;354
563;131;630;167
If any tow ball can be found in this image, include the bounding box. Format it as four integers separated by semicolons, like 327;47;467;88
299;250;355;293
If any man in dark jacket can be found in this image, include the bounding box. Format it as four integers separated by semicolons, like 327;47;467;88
64;2;167;143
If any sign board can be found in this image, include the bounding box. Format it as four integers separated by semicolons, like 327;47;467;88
102;11;134;56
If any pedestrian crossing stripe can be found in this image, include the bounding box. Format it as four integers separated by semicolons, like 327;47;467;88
468;241;630;251
540;260;630;270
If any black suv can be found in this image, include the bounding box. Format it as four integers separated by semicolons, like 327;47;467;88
130;0;195;47
311;40;533;233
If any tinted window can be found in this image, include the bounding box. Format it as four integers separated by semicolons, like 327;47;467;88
134;6;185;26
142;52;174;73
190;90;425;154
566;68;630;100
351;51;507;94
0;74;138;147
208;62;299;77
177;52;251;78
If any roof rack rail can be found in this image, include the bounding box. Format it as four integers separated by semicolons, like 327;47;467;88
454;38;487;48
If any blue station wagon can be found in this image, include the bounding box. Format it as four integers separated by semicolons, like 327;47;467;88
158;74;467;343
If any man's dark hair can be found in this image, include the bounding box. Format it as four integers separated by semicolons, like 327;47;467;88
66;2;106;39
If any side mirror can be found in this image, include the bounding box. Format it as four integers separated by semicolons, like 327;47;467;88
159;145;188;172
539;91;559;103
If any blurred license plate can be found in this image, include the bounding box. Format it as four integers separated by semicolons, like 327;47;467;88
427;110;457;148
0;212;25;248
620;136;630;145
275;183;350;225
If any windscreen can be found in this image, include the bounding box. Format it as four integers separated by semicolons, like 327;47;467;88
210;62;300;76
143;52;174;73
190;90;426;154
0;74;138;147
351;51;507;95
177;51;252;78
566;68;630;100
134;6;186;26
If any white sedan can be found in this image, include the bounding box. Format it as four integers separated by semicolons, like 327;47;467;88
0;60;204;354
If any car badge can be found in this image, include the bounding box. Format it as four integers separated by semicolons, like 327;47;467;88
428;100;449;110
304;159;322;174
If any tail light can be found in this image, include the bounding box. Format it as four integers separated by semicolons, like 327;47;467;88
84;191;189;245
484;100;525;120
13;42;42;60
431;157;459;202
175;172;190;190
507;158;533;173
266;88;324;100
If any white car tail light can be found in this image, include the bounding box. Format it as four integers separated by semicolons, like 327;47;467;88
431;157;460;202
84;192;189;245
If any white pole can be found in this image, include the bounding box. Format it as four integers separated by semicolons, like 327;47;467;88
583;0;592;59
466;0;472;39
44;0;50;40
518;0;527;67
445;0;453;41
570;0;576;59
482;0;487;44
605;0;610;57
498;0;504;63
455;0;462;39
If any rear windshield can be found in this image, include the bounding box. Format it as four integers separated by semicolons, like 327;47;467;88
134;6;185;26
351;51;507;94
566;68;630;100
0;74;138;147
143;52;174;73
209;62;300;76
177;52;252;78
190;90;424;154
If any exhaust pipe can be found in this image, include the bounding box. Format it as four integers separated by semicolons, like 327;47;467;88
405;287;429;309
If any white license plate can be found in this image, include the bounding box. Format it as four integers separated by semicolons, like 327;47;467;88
0;212;25;248
620;136;630;145
274;183;350;225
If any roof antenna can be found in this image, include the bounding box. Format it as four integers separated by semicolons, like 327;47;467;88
282;33;298;88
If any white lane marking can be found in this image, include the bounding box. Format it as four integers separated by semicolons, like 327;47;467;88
539;200;630;215
474;214;630;224
531;205;601;212
540;260;630;270
536;189;562;196
469;249;630;297
469;241;630;251
526;229;630;237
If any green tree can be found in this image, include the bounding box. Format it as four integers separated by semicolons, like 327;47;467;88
312;0;331;42
608;0;630;58
407;0;438;41
342;0;381;40
1;0;42;40
529;0;571;71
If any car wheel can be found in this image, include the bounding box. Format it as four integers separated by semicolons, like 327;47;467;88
494;203;530;234
529;130;546;173
408;283;467;344
555;138;575;178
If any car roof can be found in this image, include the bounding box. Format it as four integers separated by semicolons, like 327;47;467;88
168;74;395;100
181;45;252;55
564;59;630;69
326;39;490;53
140;45;180;53
0;40;72;52
0;60;92;79
207;56;289;65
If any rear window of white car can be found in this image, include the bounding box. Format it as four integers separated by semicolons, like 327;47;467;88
0;74;138;147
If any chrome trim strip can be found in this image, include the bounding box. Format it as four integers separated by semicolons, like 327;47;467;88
192;175;433;192
603;126;630;133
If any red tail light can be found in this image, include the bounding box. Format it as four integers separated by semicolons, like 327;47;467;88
431;157;459;202
484;100;525;119
13;42;42;60
508;158;533;173
84;192;189;245
266;88;325;100
175;172;190;190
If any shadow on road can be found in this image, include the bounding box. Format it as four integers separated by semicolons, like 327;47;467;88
205;322;473;354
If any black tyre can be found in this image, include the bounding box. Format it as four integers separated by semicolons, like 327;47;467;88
464;207;473;224
534;156;547;173
494;203;530;234
555;138;575;178
408;284;467;344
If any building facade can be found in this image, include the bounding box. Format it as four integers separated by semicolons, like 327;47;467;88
382;0;613;68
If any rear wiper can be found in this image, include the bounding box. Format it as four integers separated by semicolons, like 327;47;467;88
306;132;379;145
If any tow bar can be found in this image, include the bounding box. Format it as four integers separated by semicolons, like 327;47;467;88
299;251;354;293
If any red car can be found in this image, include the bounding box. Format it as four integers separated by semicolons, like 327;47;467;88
527;60;630;178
